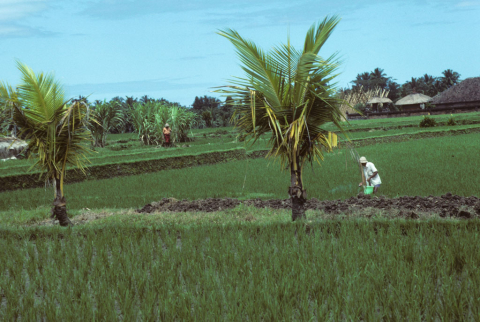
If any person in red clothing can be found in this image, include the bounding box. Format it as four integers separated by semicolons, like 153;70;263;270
163;123;171;146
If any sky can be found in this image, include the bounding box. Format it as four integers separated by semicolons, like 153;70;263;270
1;0;479;107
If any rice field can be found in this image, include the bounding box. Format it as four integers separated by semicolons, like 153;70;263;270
2;116;480;320
322;111;480;132
1;221;479;320
2;132;479;211
2;117;479;177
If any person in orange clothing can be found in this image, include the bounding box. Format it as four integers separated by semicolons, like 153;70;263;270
163;123;172;146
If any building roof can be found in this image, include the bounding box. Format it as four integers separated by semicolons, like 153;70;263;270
366;97;393;104
395;93;432;105
431;77;480;104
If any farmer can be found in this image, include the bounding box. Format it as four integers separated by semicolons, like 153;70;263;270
163;123;172;146
358;156;382;194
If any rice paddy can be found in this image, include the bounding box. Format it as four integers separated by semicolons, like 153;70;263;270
1;221;479;320
2;132;479;211
1;114;480;319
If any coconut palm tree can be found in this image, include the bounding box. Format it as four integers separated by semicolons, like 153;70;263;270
0;62;92;226
440;69;461;90
216;16;348;221
370;68;390;90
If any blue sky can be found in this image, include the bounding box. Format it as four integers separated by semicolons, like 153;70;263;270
1;0;479;106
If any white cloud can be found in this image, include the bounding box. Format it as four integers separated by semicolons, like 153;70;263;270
0;0;56;38
456;1;480;7
0;0;48;22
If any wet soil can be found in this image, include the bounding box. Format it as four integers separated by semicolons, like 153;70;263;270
137;193;480;219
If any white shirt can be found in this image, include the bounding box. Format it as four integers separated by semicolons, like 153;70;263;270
363;162;381;186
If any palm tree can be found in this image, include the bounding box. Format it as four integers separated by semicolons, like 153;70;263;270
440;69;461;90
407;77;419;94
216;16;348;221
421;74;439;97
0;62;92;226
370;68;390;90
351;72;372;90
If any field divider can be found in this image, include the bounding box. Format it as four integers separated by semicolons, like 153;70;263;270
0;147;258;192
2;125;480;192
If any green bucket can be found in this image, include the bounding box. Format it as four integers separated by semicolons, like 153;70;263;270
364;186;374;195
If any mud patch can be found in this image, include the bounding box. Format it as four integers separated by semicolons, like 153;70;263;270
137;192;480;219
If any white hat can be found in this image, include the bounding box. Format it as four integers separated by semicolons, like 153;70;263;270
359;156;368;163
165;123;169;127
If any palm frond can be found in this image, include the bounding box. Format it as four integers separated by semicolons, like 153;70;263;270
215;16;350;173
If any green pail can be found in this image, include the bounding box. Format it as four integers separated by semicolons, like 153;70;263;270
364;186;374;195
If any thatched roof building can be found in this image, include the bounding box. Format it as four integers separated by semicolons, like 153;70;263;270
395;93;432;111
366;97;392;104
366;97;393;112
431;77;480;106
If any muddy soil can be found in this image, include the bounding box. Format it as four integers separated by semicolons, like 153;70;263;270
138;193;480;219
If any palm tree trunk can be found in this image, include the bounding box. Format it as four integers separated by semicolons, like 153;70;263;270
52;177;73;227
289;161;307;221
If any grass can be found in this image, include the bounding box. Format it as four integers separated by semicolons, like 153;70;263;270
341;123;480;141
0;132;268;177
2;132;479;212
1;220;479;320
323;111;480;132
2;121;479;178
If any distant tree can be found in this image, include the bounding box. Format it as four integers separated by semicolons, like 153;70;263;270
351;68;392;92
406;77;419;94
140;95;152;104
369;68;391;90
386;80;401;101
420;74;440;97
222;95;234;112
191;95;221;112
351;72;372;90
111;96;125;104
440;69;461;90
192;96;203;111
125;96;137;108
201;110;213;127
75;95;89;104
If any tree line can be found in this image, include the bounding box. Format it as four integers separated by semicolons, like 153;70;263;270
345;67;461;102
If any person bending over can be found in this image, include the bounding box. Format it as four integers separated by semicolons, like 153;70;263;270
358;156;382;194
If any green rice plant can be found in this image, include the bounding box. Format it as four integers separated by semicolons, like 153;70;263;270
1;222;480;319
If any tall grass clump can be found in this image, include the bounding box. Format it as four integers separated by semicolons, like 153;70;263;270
87;100;124;147
131;102;197;145
419;115;437;128
447;114;457;126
